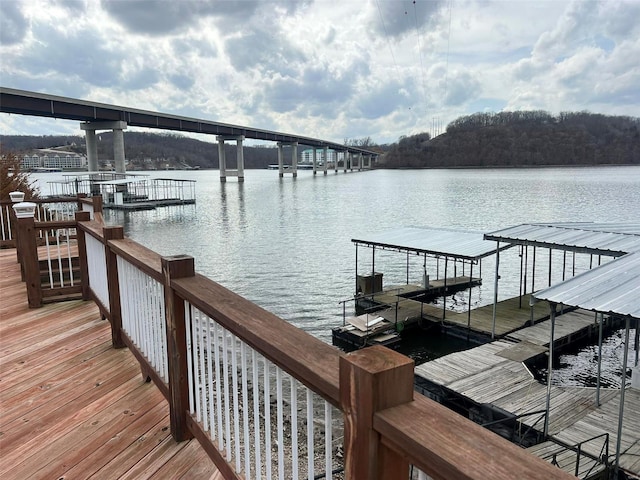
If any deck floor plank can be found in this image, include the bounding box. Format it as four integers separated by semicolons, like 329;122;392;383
0;248;218;479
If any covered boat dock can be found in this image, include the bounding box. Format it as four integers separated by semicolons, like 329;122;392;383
413;222;640;479
333;226;512;349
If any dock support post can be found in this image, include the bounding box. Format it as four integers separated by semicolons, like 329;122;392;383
467;262;474;340
442;257;448;323
340;345;413;480
614;317;631;480
596;312;604;406
491;242;500;339
544;302;556;437
162;255;196;442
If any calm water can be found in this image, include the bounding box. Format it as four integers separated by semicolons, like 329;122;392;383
34;166;640;377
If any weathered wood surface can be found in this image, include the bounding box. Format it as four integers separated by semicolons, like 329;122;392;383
0;248;219;479
360;293;551;338
414;312;640;478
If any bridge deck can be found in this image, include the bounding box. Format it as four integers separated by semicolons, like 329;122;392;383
0;248;220;479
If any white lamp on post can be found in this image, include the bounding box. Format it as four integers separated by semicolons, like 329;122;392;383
9;191;25;203
12;202;37;219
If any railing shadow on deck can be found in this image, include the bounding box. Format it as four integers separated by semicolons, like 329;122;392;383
11;195;576;480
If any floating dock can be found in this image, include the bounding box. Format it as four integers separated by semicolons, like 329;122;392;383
414;310;639;479
332;290;558;351
46;173;196;211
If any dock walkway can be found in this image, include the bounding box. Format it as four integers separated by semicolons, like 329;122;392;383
415;311;639;478
0;249;220;479
334;287;554;350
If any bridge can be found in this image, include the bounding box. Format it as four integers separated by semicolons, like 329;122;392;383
0;86;378;181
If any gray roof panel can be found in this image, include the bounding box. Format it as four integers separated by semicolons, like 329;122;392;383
352;226;502;260
532;252;640;318
485;223;640;256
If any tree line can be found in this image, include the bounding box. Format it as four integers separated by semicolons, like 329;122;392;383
382;111;639;168
3;111;638;169
0;132;284;169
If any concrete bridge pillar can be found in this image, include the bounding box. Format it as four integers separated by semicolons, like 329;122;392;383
358;153;363;171
323;147;328;175
218;138;227;182
335;151;340;173
112;127;125;173
344;152;349;173
217;135;245;182
291;142;298;178
313;148;317;176
84;129;98;172
277;142;298;177
277;142;284;177
236;136;244;182
80;120;128;173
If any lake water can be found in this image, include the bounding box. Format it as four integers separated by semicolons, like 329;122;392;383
33;165;640;380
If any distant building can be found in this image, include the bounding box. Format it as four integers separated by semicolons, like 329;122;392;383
21;149;87;170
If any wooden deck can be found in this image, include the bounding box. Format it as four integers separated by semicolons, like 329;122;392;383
0;248;221;479
415;316;640;478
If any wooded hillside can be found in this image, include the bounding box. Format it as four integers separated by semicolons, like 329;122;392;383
382;111;640;168
0;132;280;169
2;111;638;169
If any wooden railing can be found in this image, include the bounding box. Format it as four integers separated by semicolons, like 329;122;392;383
11;195;103;306
12;202;576;480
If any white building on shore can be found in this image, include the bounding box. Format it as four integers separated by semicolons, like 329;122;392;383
21;149;87;171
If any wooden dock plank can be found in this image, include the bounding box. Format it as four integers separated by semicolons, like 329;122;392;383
0;248;218;479
413;307;640;478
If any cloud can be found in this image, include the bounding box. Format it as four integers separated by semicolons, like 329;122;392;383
226;30;307;75
100;0;220;36
1;0;638;144
369;0;443;38
0;1;28;45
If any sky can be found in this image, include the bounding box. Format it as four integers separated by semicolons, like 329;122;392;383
1;0;639;146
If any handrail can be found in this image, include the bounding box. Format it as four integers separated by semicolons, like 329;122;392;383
374;394;575;480
481;408;547;446
172;273;341;406
546;432;610;479
12;197;579;479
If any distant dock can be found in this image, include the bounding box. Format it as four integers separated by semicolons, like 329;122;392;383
46;173;196;211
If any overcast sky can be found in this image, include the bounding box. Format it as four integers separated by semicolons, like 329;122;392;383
1;0;638;145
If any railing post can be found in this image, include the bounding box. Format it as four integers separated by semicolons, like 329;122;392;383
15;212;41;308
92;195;103;222
76;193;87;211
340;345;414;480
75;211;91;300
162;255;195;442
104;226;125;348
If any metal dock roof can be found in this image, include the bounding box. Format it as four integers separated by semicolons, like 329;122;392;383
351;226;504;261
485;223;640;257
532;252;640;318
